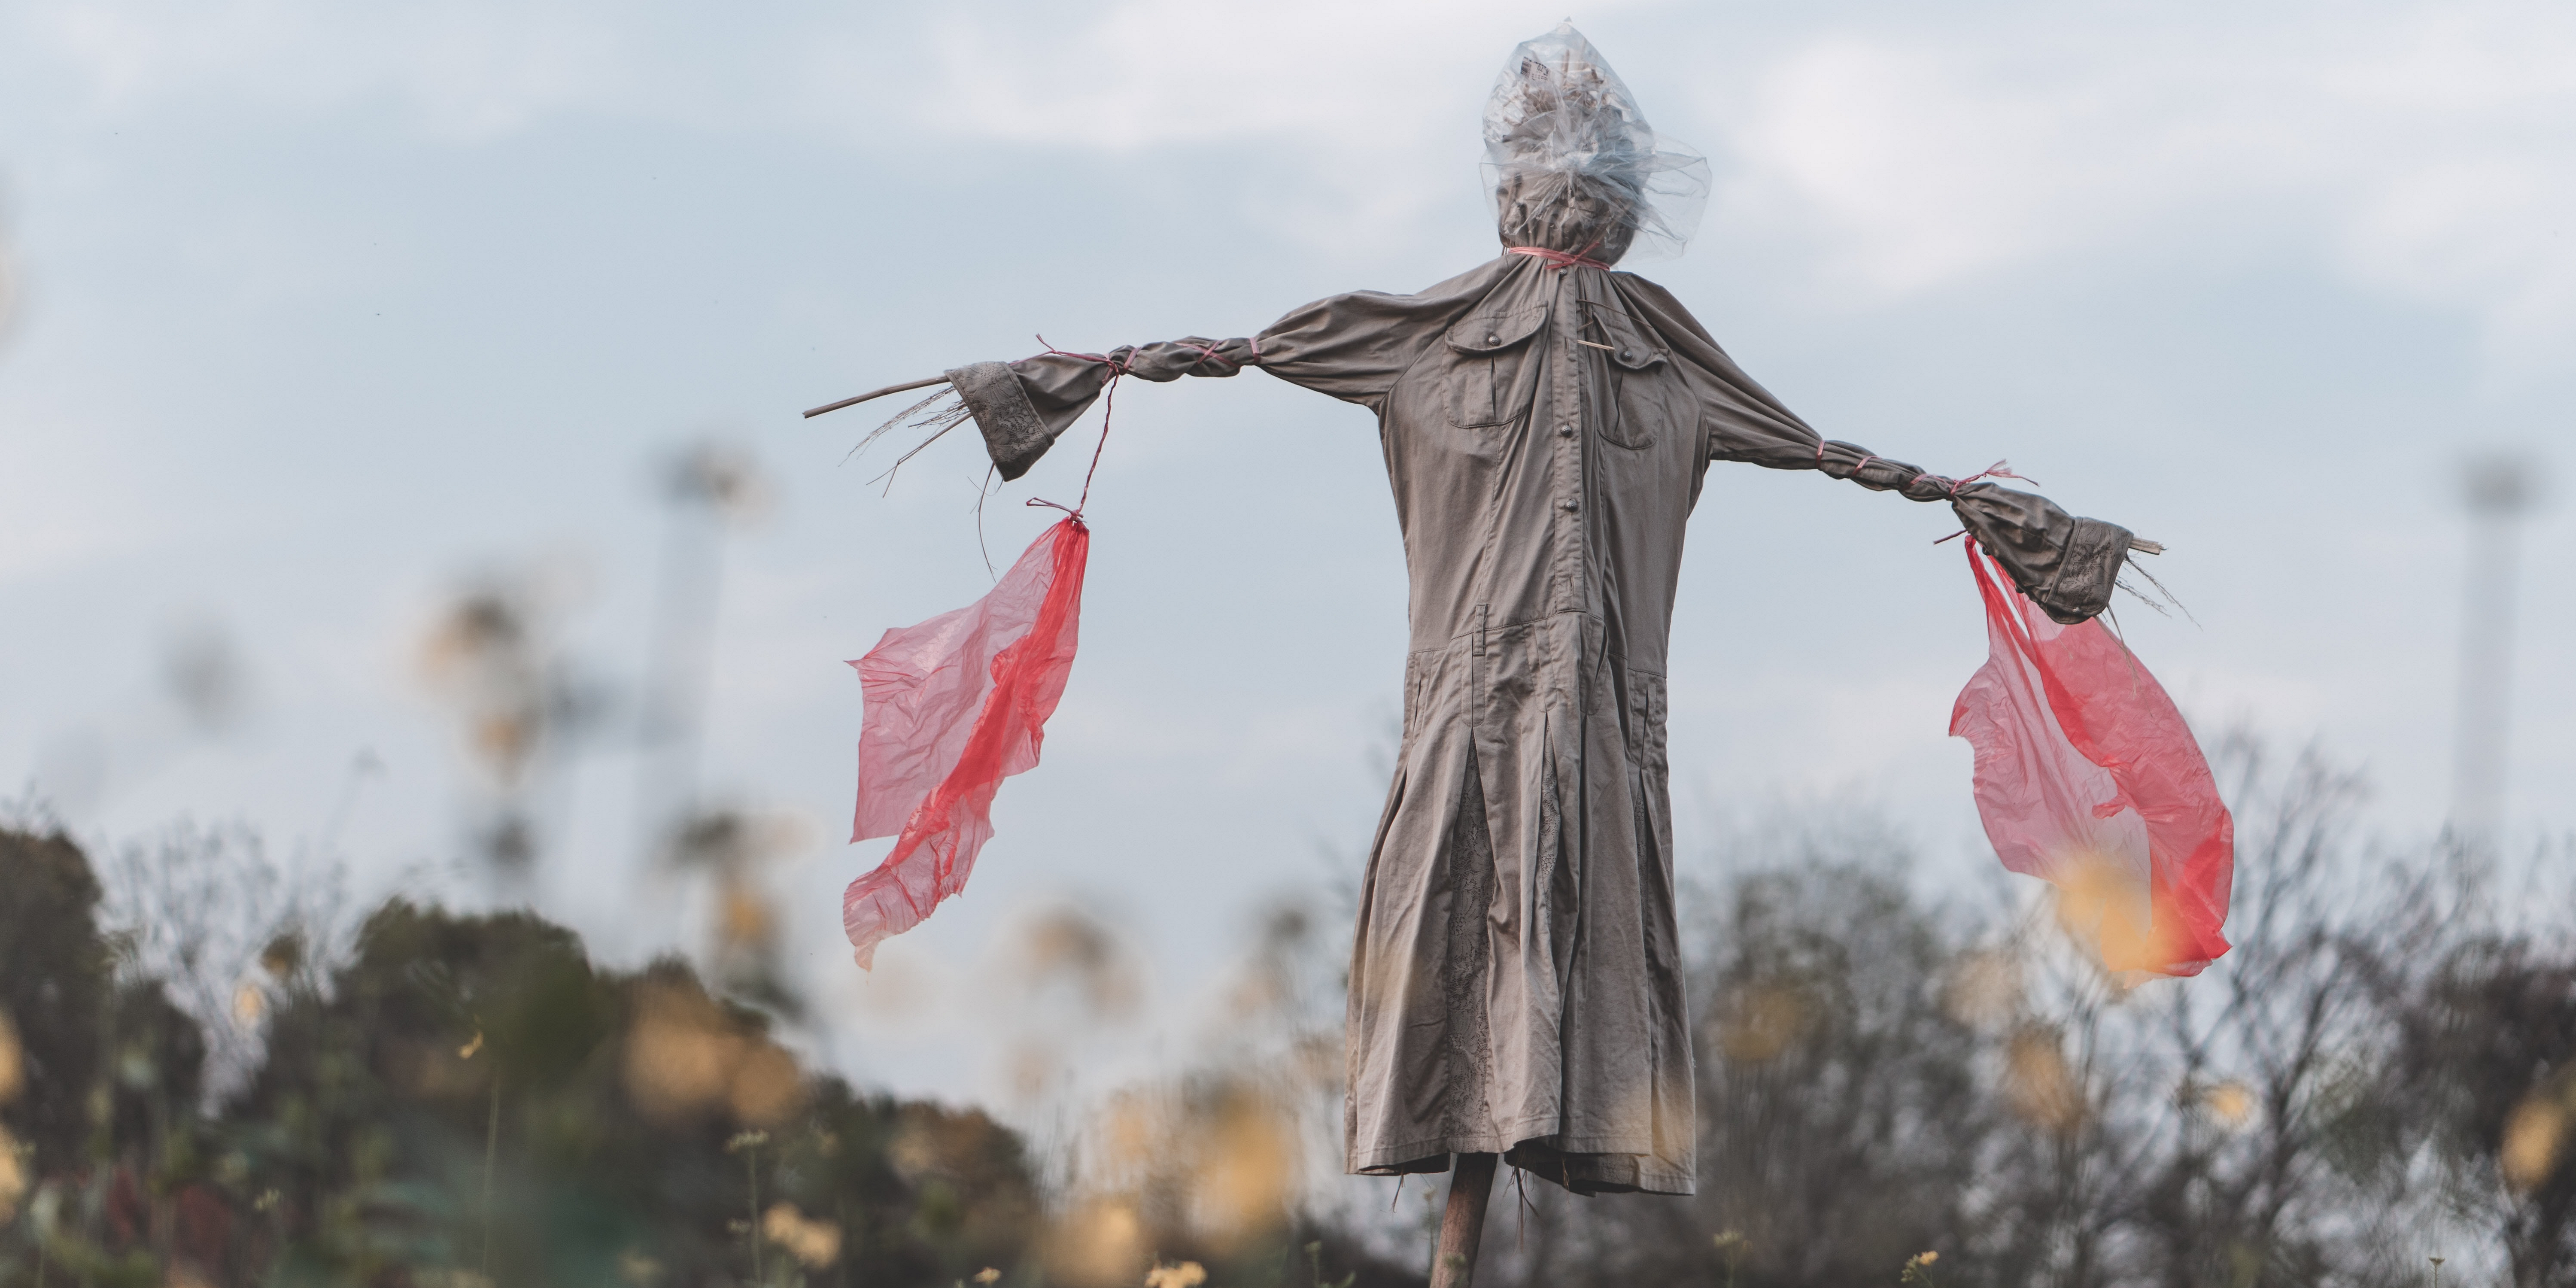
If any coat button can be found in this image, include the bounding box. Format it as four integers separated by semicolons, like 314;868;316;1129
1619;349;1635;361
1560;499;1580;513
1557;423;1574;437
1485;334;1499;344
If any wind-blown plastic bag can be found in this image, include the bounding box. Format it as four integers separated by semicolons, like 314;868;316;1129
1949;543;2233;976
844;517;1088;967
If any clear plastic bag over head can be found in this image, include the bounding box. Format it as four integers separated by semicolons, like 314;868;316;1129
1484;22;1711;265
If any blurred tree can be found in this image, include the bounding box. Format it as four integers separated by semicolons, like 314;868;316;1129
12;726;2573;1288
0;828;114;1175
225;899;1045;1286
2375;931;2576;1286
0;830;1056;1287
1451;737;2571;1288
0;826;227;1284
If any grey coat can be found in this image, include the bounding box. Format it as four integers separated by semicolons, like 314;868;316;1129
942;252;2132;1195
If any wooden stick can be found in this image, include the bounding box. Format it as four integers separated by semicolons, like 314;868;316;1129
1431;1153;1498;1288
802;375;948;420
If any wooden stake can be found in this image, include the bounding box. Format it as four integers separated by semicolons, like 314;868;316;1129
802;375;949;420
1431;1153;1497;1288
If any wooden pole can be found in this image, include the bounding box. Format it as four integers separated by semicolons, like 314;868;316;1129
1431;1153;1497;1288
802;375;948;419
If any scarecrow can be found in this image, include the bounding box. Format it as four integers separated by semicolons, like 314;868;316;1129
815;24;2228;1285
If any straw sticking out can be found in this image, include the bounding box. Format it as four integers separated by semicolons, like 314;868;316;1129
804;374;949;419
844;392;976;495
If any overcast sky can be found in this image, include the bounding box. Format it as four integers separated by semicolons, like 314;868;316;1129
2;0;2569;1107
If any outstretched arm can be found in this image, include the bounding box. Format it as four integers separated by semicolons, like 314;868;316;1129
826;261;1512;481
1610;275;2149;626
945;337;1260;480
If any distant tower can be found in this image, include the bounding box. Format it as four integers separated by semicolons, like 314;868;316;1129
640;441;767;853
2451;452;2537;846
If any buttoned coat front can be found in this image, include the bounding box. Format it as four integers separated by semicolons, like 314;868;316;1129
943;251;2132;1196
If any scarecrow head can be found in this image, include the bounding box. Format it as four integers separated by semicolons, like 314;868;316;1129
1484;23;1711;265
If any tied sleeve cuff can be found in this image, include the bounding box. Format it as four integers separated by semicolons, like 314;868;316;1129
947;360;1054;482
1950;485;2133;625
951;337;1263;481
1813;440;2131;623
1120;336;1261;381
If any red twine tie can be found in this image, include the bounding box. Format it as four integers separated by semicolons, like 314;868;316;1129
1948;459;2035;498
1934;462;2037;543
1508;246;1613;271
1182;339;1247;375
1021;335;1255;521
1030;333;1130;519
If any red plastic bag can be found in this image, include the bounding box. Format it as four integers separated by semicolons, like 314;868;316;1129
1949;543;2233;977
844;517;1089;967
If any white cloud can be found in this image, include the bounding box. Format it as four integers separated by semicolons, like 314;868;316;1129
913;0;1506;151
25;1;641;140
19;0;2573;354
1714;6;2576;372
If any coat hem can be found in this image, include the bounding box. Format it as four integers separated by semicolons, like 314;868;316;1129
1348;1130;1695;1197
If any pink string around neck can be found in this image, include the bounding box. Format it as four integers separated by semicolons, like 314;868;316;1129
1508;246;1612;271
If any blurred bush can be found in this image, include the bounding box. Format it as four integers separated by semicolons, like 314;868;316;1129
0;827;1039;1288
6;729;2572;1287
1456;738;2576;1288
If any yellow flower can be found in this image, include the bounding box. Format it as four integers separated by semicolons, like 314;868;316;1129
617;1249;664;1285
762;1202;843;1268
0;1012;20;1105
232;983;267;1030
1143;1263;1207;1288
2199;1080;2256;1128
0;1126;26;1223
2503;1097;2566;1191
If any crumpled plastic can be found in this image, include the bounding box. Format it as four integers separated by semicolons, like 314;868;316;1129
1950;542;2234;977
1483;22;1711;264
844;516;1088;968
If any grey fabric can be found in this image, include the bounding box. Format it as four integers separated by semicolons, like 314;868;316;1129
946;361;1050;481
951;253;2136;1197
1954;495;2134;625
962;339;1258;480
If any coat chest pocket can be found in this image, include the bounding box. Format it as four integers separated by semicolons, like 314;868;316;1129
1592;309;1673;450
1440;305;1549;428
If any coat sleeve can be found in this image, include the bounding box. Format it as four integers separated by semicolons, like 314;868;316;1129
944;338;1257;481
1609;274;2141;626
945;262;1509;480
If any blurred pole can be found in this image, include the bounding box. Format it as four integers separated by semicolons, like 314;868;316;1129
1432;1153;1496;1288
2450;453;2536;849
639;443;766;863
